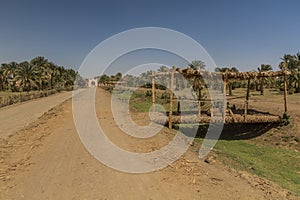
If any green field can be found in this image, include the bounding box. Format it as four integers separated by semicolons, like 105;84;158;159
201;139;300;195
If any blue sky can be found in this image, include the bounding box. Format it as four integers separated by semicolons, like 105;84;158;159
0;0;300;74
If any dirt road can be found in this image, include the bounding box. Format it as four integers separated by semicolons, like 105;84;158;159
0;88;296;199
0;91;72;139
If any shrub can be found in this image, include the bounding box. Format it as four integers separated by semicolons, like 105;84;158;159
288;88;295;95
279;112;290;126
141;83;167;90
145;90;152;97
161;91;170;101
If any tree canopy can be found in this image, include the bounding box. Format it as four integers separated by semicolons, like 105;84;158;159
0;56;82;92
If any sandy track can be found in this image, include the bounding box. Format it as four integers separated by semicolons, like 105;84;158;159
0;91;72;139
0;88;296;199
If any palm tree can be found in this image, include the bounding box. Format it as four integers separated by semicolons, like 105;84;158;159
279;54;298;93
2;62;18;91
15;61;38;92
215;67;239;96
189;60;205;71
54;67;76;90
46;62;59;89
1;63;10;90
188;61;206;102
30;56;48;67
35;65;48;90
0;67;5;91
0;56;78;93
139;71;152;85
157;65;169;72
257;64;272;95
31;57;50;90
64;69;76;88
294;52;300;92
114;72;122;82
50;65;61;89
99;74;110;84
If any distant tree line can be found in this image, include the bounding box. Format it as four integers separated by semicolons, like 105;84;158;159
97;52;300;95
0;56;85;92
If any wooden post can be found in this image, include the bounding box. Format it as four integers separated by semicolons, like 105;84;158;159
228;109;237;123
283;63;288;113
176;76;181;114
244;79;251;121
151;70;156;112
223;71;228;123
198;88;202;119
169;67;175;129
177;96;181;114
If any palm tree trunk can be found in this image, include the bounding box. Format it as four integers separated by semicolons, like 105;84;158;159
298;76;300;92
228;82;233;96
260;78;264;95
198;88;201;117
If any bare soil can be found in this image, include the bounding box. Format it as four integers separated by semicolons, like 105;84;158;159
0;91;72;139
0;88;298;199
228;91;300;151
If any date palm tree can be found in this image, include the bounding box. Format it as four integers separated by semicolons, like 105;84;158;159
50;65;61;89
2;62;18;91
0;67;4;91
257;64;272;95
54;67;76;90
15;61;38;92
0;63;10;90
189;60;206;71
215;67;239;96
45;62;58;89
1;56;77;92
157;65;169;72
64;69;76;88
30;56;48;67
294;52;300;92
35;65;48;90
189;61;206;102
31;56;49;90
279;54;298;93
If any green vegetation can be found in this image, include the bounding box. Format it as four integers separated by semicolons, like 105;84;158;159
279;53;300;94
114;89;172;112
0;56;83;93
0;56;86;107
206;139;300;195
257;64;273;95
215;66;239;96
279;112;291;126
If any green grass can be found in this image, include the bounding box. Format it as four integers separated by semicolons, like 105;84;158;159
198;139;300;195
114;88;207;113
113;89;176;112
